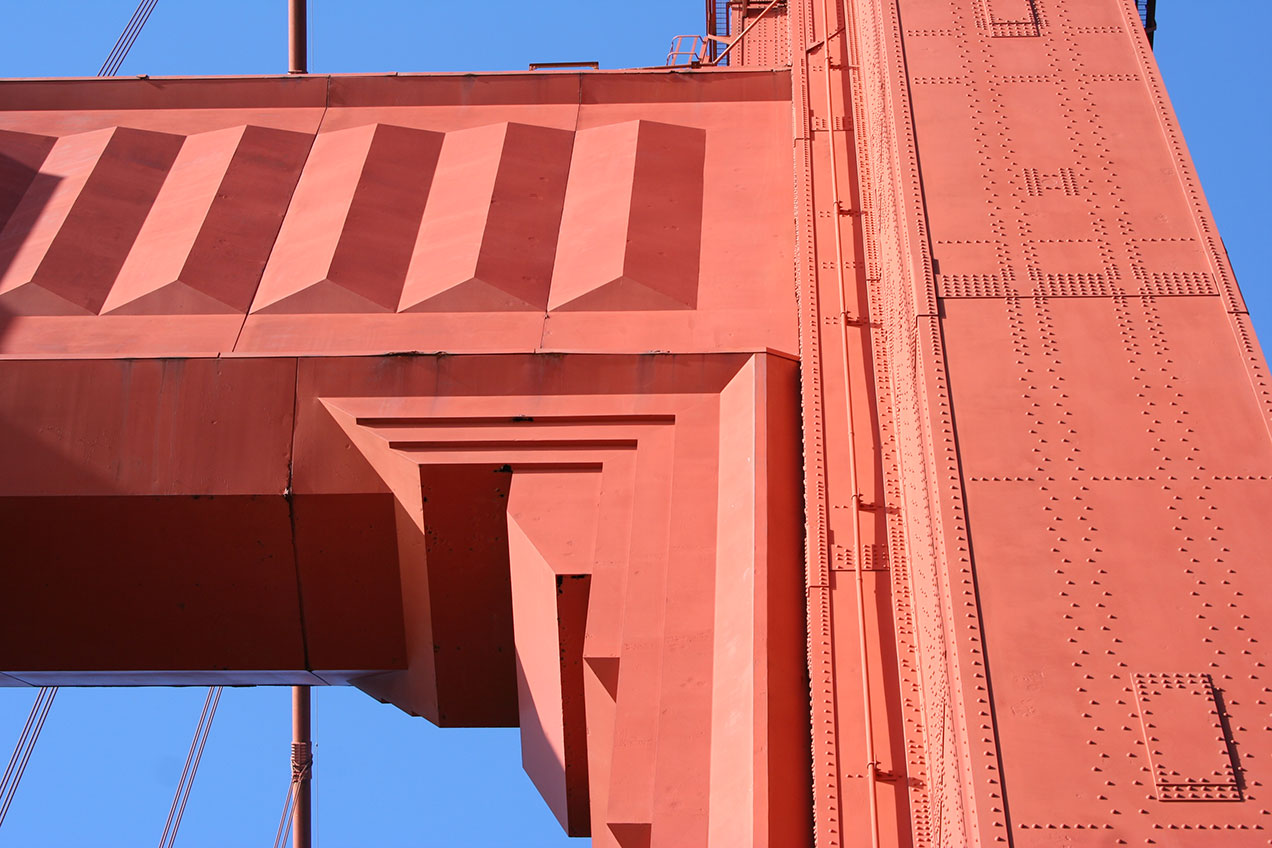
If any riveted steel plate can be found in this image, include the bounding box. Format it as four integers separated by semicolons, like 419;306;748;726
1133;673;1241;802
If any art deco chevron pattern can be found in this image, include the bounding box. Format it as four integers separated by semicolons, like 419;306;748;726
0;120;707;317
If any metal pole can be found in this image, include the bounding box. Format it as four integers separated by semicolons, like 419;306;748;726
288;0;307;74
291;686;312;848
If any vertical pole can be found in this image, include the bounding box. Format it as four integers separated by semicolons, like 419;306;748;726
291;686;312;848
288;0;307;74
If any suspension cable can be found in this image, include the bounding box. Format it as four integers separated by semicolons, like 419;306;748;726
156;686;222;848
99;0;158;75
271;735;313;848
98;0;160;77
0;686;57;830
272;775;299;848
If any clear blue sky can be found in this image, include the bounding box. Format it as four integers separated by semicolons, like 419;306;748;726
0;2;1268;846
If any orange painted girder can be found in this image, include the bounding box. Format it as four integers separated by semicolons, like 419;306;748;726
0;352;811;848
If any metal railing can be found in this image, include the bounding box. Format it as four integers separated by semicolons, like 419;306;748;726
1137;0;1157;46
667;0;784;67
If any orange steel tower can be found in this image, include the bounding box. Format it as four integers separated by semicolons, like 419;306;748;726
0;1;1267;845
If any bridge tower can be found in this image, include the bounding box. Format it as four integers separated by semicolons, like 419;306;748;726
0;1;1267;845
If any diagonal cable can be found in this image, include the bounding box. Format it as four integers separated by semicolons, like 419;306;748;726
271;737;312;848
99;0;160;77
99;2;147;75
0;687;57;830
271;779;298;848
100;0;159;75
157;686;222;848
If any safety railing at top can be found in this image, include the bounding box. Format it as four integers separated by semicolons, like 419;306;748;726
1137;0;1157;46
666;0;783;67
672;0;1154;63
666;34;709;66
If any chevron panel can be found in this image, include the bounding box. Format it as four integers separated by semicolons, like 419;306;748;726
103;125;311;315
0;126;183;314
400;121;573;312
251;123;444;314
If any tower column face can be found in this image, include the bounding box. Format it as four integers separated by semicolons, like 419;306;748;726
759;0;1272;844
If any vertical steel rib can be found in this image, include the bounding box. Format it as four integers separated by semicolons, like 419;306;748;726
819;0;880;844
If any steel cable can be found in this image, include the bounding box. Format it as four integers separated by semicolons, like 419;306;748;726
156;686;222;848
271;779;298;848
100;0;158;75
99;0;160;77
99;5;146;75
0;687;57;830
271;749;311;848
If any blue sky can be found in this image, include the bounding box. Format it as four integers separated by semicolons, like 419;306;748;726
0;2;1269;846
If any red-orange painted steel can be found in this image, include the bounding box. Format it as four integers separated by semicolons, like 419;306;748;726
737;0;1269;844
0;1;1268;845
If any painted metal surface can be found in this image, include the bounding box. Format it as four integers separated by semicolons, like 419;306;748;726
0;71;795;358
0;351;810;846
1;0;1270;845
745;0;1272;844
